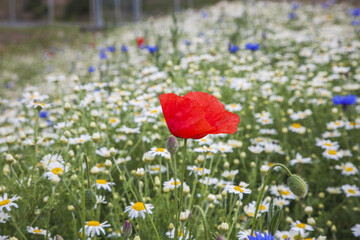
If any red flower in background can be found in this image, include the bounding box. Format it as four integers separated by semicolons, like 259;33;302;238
136;37;145;48
159;92;240;139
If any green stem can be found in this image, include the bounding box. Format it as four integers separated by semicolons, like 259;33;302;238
10;214;28;240
34;110;39;166
193;205;208;240
146;212;161;240
227;202;241;238
176;138;187;240
251;163;292;235
81;154;86;240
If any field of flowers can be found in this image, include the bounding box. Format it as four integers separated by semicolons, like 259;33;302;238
1;1;360;239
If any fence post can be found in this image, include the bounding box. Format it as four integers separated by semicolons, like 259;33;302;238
133;0;142;23
48;0;55;24
114;0;121;25
94;0;104;27
174;0;181;12
9;0;16;23
187;0;194;8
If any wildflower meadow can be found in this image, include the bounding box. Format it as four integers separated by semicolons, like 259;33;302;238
1;1;360;240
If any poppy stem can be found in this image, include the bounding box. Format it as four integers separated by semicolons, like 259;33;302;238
251;163;292;235
176;138;188;240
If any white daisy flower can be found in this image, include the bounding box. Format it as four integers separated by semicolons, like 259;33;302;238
341;184;360;197
0;193;20;212
322;148;343;160
0;235;9;240
166;227;190;239
316;139;339;150
335;162;358;176
351;224;360;237
124;202;154;219
290;221;314;235
273;198;290;207
44;161;68;182
222;170;239;179
94;195;107;209
26;101;51;110
289;153;312;165
95;179;115;192
289;123;306;134
326;187;341;194
0;211;10;223
80;220;110;237
248;145;264;154
326;120;345;130
225;182;251;199
96;147;116;158
27;226;48;236
225;103;242;112
270;185;297;199
187;166;210;176
163;178;188;190
147;147;171;158
147;165;167;174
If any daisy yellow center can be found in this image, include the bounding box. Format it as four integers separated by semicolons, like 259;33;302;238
153;167;160;171
264;119;268;123
34;229;42;233
348;189;356;194
296;223;306;229
96;179;107;184
328;150;337;155
171;181;181;186
0;199;10;206
282;236;289;240
178;230;184;236
233;186;244;192
350;122;357;126
334;121;342;126
109;118;117;123
51;167;63;175
268;162;274;167
150;110;157;113
97;163;104;168
194;168;203;171
292;123;301;128
345;167;353;172
87;221;100;226
324;143;332;146
280;190;290;195
248;212;254;216
156;148;165;152
79;139;84;143
260;205;266;210
231;104;237;107
132;202;145;211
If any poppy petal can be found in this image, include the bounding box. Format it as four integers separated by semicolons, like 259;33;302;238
159;93;214;139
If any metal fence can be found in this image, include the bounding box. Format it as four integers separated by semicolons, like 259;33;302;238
0;0;220;27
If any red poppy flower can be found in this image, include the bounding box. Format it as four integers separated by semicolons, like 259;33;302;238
136;37;145;47
159;92;240;139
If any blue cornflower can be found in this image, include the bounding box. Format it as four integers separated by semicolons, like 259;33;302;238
292;3;299;10
228;44;239;53
289;12;296;19
99;51;107;60
350;8;360;17
121;45;128;52
183;40;191;46
46;119;53;127
147;45;158;54
39;111;48;118
332;95;357;106
201;11;208;18
245;43;260;51
107;46;116;53
351;20;360;26
88;66;96;73
248;231;274;240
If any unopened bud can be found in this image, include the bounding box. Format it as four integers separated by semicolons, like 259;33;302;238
85;189;96;210
122;220;133;237
287;174;308;198
64;103;71;112
54;235;64;240
166;136;179;155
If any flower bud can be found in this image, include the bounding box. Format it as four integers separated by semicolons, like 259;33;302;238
54;235;64;240
64;103;71;112
122;220;133;237
217;222;229;232
90;166;99;175
166;136;179;155
134;236;140;240
6;154;15;163
216;235;226;240
105;159;112;168
68;205;75;211
287;175;308;198
85;189;96;210
305;206;313;214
